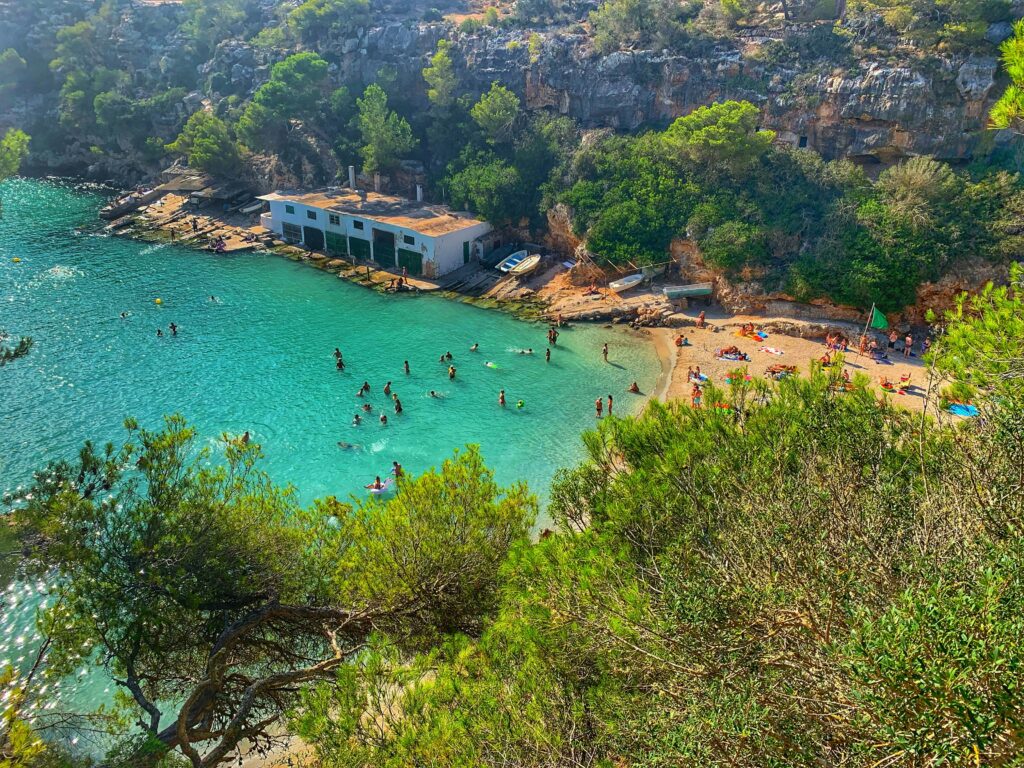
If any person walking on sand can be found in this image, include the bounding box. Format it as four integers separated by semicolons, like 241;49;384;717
602;343;609;363
595;397;603;417
607;394;613;415
904;334;913;357
499;389;506;407
404;360;410;374
545;347;551;363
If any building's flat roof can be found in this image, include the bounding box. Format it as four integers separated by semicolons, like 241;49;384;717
258;189;487;237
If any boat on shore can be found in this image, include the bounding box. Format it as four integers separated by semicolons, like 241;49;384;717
609;273;644;293
496;249;529;273
510;254;541;277
663;282;713;299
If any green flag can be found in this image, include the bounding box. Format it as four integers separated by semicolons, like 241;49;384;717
869;306;888;330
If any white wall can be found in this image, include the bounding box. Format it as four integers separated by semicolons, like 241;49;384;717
264;198;491;277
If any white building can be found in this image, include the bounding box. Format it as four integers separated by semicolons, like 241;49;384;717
257;189;493;278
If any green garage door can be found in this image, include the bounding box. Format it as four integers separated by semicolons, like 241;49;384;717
397;248;423;276
325;231;347;256
349;236;371;260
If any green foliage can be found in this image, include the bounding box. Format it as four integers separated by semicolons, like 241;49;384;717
287;0;370;43
664;100;775;174
848;0;1011;48
356;84;417;174
446;152;525;224
11;416;534;768
237;52;329;151
299;353;1024;766
166;111;241;176
423;40;457;109
560;100;1023;309
991;20;1024;131
590;0;701;54
0;48;27;97
470;82;522;144
0;129;30;182
180;0;247;56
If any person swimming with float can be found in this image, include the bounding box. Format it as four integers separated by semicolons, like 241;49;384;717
516;399;524;409
366;476;385;490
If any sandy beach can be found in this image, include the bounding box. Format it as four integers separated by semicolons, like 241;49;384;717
647;306;937;414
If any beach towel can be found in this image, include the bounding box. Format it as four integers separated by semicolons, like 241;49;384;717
948;403;979;418
717;353;749;362
759;346;784;356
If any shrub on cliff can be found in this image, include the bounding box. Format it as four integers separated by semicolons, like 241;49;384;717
166;111;241;177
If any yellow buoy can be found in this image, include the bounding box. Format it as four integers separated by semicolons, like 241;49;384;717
154;298;162;305
12;257;21;263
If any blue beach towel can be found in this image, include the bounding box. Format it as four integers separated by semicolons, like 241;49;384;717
948;404;979;418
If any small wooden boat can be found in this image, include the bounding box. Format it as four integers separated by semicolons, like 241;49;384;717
663;282;713;299
608;273;643;293
239;200;265;215
496;249;528;272
510;254;541;277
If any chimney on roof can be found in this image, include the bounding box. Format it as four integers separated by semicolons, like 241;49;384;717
373;173;381;193
415;184;423;203
348;165;356;190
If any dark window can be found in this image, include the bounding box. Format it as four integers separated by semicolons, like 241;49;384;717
307;210;317;220
282;222;301;242
353;220;364;230
329;214;340;226
285;204;295;215
403;234;415;245
798;136;808;148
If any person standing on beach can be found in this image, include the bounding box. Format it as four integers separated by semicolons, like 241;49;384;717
602;343;609;363
595;397;603;417
696;311;706;328
904;334;913;357
888;330;898;349
607;394;613;415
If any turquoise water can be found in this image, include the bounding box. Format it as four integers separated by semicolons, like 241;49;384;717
0;177;658;721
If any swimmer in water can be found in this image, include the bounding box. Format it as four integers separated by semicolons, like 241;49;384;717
628;381;640;394
362;403;372;412
439;353;445;363
448;365;456;380
241;431;250;445
429;390;440;398
384;381;392;395
595;397;603;417
446;351;453;361
336;358;345;371
517;399;524;408
607;394;613;415
156;329;164;337
337;442;361;451
169;322;178;336
470;343;479;352
361;381;370;394
209;295;217;302
353;414;362;425
499;389;506;406
545;347;551;362
334;348;342;360
120;312;128;319
380;413;388;425
366;476;384;490
392;461;403;478
394;398;403;414
404;360;410;374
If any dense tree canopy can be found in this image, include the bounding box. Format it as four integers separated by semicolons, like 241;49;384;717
356;84;416;174
0;128;30;182
166;111;241;176
10;423;534;768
